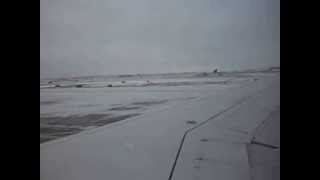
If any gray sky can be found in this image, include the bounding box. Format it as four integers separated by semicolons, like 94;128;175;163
40;0;279;78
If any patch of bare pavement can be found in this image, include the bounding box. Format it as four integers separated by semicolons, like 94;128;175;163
108;106;143;111
40;113;140;144
131;100;168;106
40;99;171;144
108;100;168;111
40;100;60;105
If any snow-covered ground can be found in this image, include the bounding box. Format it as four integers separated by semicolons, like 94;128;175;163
41;71;269;143
40;70;279;180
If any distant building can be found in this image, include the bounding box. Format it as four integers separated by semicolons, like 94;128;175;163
213;69;218;73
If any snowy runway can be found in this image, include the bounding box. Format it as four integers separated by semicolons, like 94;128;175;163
41;72;279;180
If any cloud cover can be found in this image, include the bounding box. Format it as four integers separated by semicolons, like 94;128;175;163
41;0;279;78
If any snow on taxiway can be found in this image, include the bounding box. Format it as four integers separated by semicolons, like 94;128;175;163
41;71;279;180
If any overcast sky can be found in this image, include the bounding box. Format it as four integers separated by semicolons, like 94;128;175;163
40;0;279;79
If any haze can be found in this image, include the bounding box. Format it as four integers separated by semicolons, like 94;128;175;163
40;0;279;79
